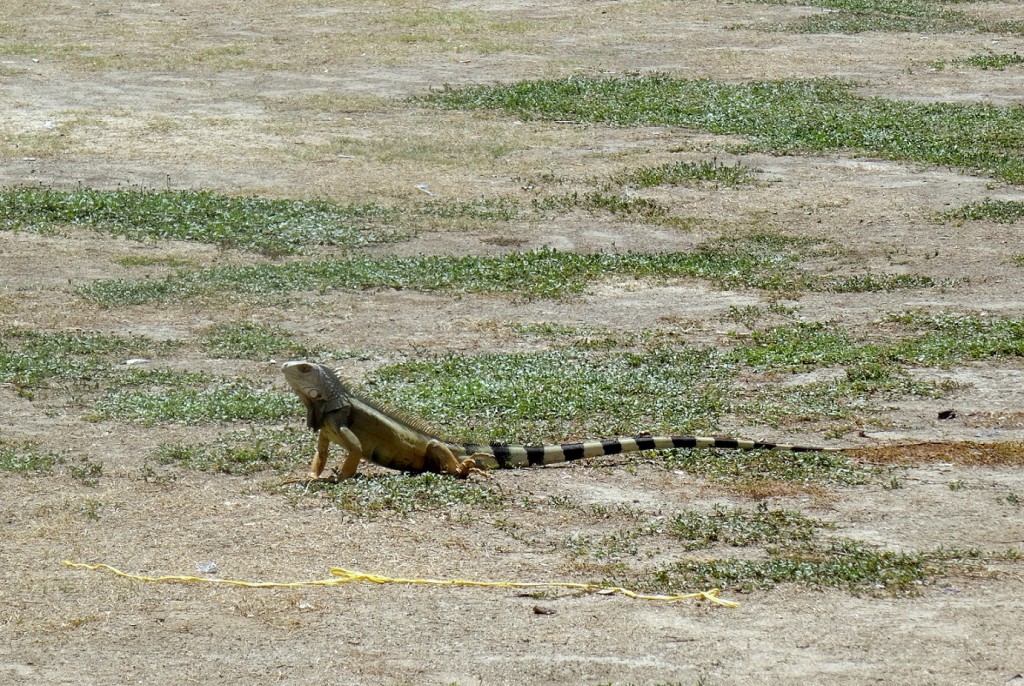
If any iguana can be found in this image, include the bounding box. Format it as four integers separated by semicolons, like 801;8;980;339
281;360;826;481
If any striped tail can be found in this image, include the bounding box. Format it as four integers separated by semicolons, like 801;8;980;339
460;435;824;470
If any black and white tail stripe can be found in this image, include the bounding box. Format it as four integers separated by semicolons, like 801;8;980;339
460;435;821;470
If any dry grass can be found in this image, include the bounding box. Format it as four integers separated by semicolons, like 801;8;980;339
850;441;1024;466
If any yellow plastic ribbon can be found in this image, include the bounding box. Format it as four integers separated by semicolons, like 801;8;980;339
63;560;739;607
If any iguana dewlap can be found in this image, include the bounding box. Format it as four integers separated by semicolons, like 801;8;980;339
281;360;824;480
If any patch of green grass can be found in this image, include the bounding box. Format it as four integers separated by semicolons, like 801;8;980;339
510;321;612;340
768;11;973;35
725;302;801;330
724;312;1024;425
731;322;869;370
154;428;309;475
0;327;174;390
77;244;790;304
669;504;827;550
729;322;938;420
727;312;1024;424
70;460;103;486
302;472;502;517
532;191;669;220
415;196;522;222
735;313;1024;371
941;199;1024;224
385;8;482;30
662;446;874;485
635;544;1021;595
740;374;937;427
740;0;1023;36
509;321;632;350
369;347;734;441
819;273;935;293
200;322;317;361
0;441;63;473
565;506;828;563
423;75;1024;183
726;304;767;329
114;255;197;269
958;52;1024;70
78;233;934;307
564;523;660;561
0;187;403;255
612;158;759;189
93;379;296;425
888;311;1024;364
639;539;932;593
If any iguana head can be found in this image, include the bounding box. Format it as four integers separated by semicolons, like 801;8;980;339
281;361;347;430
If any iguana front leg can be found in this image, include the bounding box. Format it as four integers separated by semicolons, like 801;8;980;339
284;424;364;484
310;430;332;479
333;426;364;480
311;424;364;480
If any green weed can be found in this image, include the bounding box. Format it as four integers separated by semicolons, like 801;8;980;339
959;52;1024;70
639;539;932;593
740;368;940;427
726;312;1024;425
0;441;63;473
201;322;317;361
941;199;1024;224
0;327;174;390
424;76;1024;183
155;428;309;475
303;472;502;517
669;504;826;550
93;380;296;425
564;506;828;561
662;446;874;485
509;321;630;350
415;196;522;222
0;187;402;255
532;191;669;219
70;460;103;486
80;498;104;521
735;313;1024;370
115;255;196;269
731;322;868;370
368;347;733;441
888;311;1024;364
612;159;759;189
728;322;937;424
564;525;655;561
78;233;933;306
741;0;1023;36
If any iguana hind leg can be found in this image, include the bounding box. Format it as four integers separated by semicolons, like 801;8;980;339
424;440;487;479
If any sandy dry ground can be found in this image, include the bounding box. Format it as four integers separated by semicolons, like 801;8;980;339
2;1;1024;684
